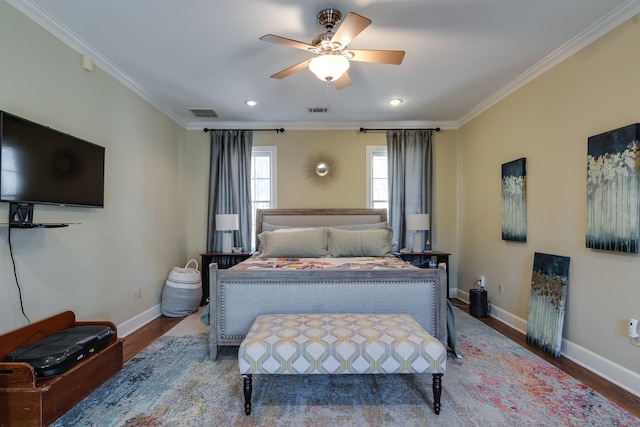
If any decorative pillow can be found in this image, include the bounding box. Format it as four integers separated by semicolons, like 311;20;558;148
258;228;329;258
327;227;394;257
272;227;315;233
256;224;316;252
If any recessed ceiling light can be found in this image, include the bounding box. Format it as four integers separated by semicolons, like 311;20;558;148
387;98;403;106
245;100;258;107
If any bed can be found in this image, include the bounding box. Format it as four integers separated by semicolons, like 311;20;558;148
209;208;447;360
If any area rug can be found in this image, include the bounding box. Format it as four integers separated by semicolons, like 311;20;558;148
52;308;639;426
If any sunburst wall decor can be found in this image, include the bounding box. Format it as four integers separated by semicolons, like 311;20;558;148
303;151;342;189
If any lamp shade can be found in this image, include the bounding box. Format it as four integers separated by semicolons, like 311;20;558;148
215;214;239;231
309;55;350;82
406;214;430;231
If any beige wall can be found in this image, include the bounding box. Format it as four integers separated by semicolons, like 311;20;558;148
263;130;370;208
457;14;640;378
184;129;459;290
0;2;187;334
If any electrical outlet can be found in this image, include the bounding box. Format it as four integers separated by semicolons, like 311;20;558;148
477;275;486;288
631;317;640;347
133;288;142;301
498;282;504;294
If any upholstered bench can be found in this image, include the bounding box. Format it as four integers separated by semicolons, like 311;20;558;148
238;313;447;415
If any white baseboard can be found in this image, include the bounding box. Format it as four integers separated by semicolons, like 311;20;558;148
453;288;640;398
117;304;161;338
561;339;640;399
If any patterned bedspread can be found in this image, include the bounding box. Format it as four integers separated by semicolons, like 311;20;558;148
231;256;417;270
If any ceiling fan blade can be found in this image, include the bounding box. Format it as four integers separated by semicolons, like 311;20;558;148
331;12;371;49
259;34;315;52
347;49;405;65
334;72;352;90
270;59;311;79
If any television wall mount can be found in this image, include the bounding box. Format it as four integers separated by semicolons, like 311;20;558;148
9;203;34;226
7;202;69;228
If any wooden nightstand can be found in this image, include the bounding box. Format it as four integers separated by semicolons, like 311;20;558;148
200;252;252;305
397;251;451;299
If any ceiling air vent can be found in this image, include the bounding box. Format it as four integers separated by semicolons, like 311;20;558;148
189;108;218;118
308;107;328;113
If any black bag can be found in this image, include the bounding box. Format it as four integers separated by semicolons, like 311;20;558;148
5;325;114;378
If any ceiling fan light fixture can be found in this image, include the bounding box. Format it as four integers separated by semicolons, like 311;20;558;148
309;55;350;82
388;98;404;106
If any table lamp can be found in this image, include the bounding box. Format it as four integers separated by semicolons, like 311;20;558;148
216;214;239;253
406;213;430;252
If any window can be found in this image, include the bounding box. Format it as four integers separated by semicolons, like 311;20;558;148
250;146;277;250
366;146;388;212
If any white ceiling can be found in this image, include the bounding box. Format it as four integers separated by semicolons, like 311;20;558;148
9;0;640;129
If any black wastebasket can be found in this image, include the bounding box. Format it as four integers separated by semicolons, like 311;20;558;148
469;288;488;318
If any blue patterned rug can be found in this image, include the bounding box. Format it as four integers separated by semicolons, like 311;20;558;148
52;308;639;426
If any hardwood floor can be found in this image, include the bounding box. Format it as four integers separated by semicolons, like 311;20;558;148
122;315;182;362
122;303;640;418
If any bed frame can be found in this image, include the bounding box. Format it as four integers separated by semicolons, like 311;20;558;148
209;208;447;360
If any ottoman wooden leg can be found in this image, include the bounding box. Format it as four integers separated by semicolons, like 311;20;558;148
243;374;252;415
432;373;443;414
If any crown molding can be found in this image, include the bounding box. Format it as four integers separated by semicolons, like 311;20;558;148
457;0;640;128
7;0;188;128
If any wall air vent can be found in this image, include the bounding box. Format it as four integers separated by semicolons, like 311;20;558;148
189;108;219;118
308;107;328;113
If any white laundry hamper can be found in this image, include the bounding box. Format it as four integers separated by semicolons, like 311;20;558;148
161;259;202;317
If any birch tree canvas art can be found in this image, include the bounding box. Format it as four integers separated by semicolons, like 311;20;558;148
586;124;640;253
501;158;527;242
526;252;570;357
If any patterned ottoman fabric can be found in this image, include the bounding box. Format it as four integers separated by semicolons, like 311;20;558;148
238;313;446;375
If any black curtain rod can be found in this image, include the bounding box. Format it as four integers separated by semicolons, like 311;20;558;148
359;127;440;133
203;128;284;133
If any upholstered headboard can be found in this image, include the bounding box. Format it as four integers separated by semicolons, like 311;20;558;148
255;208;388;249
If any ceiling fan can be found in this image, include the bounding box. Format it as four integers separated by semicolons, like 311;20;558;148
259;8;405;89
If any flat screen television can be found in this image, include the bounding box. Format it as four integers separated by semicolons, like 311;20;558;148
0;110;105;226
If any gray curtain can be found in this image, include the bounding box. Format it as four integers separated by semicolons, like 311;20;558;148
207;130;253;252
387;129;433;251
